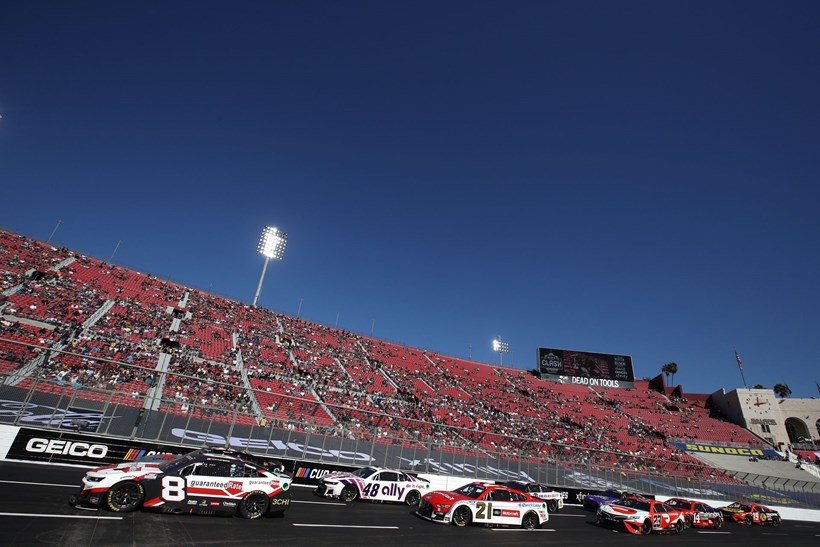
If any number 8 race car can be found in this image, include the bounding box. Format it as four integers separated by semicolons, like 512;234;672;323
69;448;292;519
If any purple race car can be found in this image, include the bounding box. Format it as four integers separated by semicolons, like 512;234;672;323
582;489;647;511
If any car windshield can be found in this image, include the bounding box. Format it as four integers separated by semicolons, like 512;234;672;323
728;503;751;511
453;484;486;499
352;467;377;479
602;489;623;498
617;498;651;512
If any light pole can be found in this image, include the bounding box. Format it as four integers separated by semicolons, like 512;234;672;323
252;226;288;307
492;338;509;367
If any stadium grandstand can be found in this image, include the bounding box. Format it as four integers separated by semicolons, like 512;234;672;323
1;227;818;509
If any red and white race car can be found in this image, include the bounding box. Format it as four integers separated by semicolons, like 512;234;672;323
720;502;781;526
416;481;549;529
314;466;430;505
664;497;723;528
69;448;292;518
597;497;686;535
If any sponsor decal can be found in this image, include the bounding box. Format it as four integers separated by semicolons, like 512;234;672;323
674;442;781;458
270;498;291;506
209;502;221;507
187;500;198;505
190;480;230;488
295;467;333;479
25;438;108;458
222;501;237;508
361;482;406;499
500;509;520;518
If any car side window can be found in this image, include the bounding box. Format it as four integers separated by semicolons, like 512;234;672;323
510;492;527;502
179;464;198;477
491;490;512;501
378;472;399;482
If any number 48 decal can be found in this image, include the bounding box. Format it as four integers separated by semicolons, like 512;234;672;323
162;476;186;501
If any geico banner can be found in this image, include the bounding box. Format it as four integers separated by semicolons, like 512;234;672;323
670;441;781;459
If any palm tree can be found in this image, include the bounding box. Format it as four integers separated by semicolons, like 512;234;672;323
661;362;679;386
752;384;766;389
773;383;792;398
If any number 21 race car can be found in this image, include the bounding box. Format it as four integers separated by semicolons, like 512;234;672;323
69;448;292;519
416;481;549;529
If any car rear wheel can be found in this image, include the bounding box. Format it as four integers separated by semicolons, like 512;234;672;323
521;511;539;530
404;490;421;506
105;481;145;513
547;500;558;512
715;517;723;528
340;485;358;502
685;515;693;528
452;506;472;527
641;519;652;535
238;491;269;519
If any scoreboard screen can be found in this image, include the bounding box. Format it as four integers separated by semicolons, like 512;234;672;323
537;347;634;389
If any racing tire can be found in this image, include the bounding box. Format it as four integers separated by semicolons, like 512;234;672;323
771;516;780;527
521;511;540;530
685;515;693;528
547;500;559;513
104;481;145;513
238;491;269;519
745;515;753;525
340;485;358;503
715;517;723;529
596;512;604;526
675;520;684;534
404;490;421;506
452;506;472;527
641;519;652;535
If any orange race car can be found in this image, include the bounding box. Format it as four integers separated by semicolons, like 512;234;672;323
597;497;686;535
720;502;781;526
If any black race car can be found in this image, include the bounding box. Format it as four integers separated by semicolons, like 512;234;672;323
69;447;292;518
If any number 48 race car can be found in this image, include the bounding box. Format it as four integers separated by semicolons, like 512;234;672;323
69;448;292;519
315;466;430;505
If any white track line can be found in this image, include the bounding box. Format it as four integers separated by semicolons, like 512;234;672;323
293;524;399;529
0;512;122;520
490;528;557;532
0;479;76;488
291;500;346;506
697;531;731;534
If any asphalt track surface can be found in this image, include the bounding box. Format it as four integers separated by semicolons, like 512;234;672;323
1;461;818;547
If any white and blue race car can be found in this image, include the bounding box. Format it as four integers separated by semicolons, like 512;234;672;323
314;466;430;505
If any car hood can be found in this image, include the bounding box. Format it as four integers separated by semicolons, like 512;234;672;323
422;490;471;504
86;460;163;479
600;503;648;517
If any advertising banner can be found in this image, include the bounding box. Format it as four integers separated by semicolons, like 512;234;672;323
537;347;635;389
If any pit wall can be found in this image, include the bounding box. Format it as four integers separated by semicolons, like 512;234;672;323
1;424;817;523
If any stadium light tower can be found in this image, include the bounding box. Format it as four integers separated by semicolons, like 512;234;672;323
492;338;509;367
252;226;288;307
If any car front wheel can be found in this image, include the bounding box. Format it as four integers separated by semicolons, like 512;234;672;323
641;519;652;535
105;481;145;513
675;520;684;534
238;491;269;519
547;500;558;512
340;485;358;502
452;506;472;527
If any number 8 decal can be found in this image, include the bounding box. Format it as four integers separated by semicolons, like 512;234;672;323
162;476;186;501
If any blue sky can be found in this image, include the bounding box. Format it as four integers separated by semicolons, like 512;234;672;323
1;1;818;397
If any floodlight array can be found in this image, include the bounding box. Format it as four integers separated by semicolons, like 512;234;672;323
492;339;509;353
258;226;288;260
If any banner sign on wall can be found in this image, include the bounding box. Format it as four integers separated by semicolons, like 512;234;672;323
537;347;635;389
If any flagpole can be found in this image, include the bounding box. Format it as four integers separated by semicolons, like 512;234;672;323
734;347;748;388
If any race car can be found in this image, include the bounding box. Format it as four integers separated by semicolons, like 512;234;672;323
69;447;292;518
582;488;647;511
664;497;723;528
498;480;564;512
719;502;781;526
416;481;549;529
314;466;429;505
596;497;686;535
